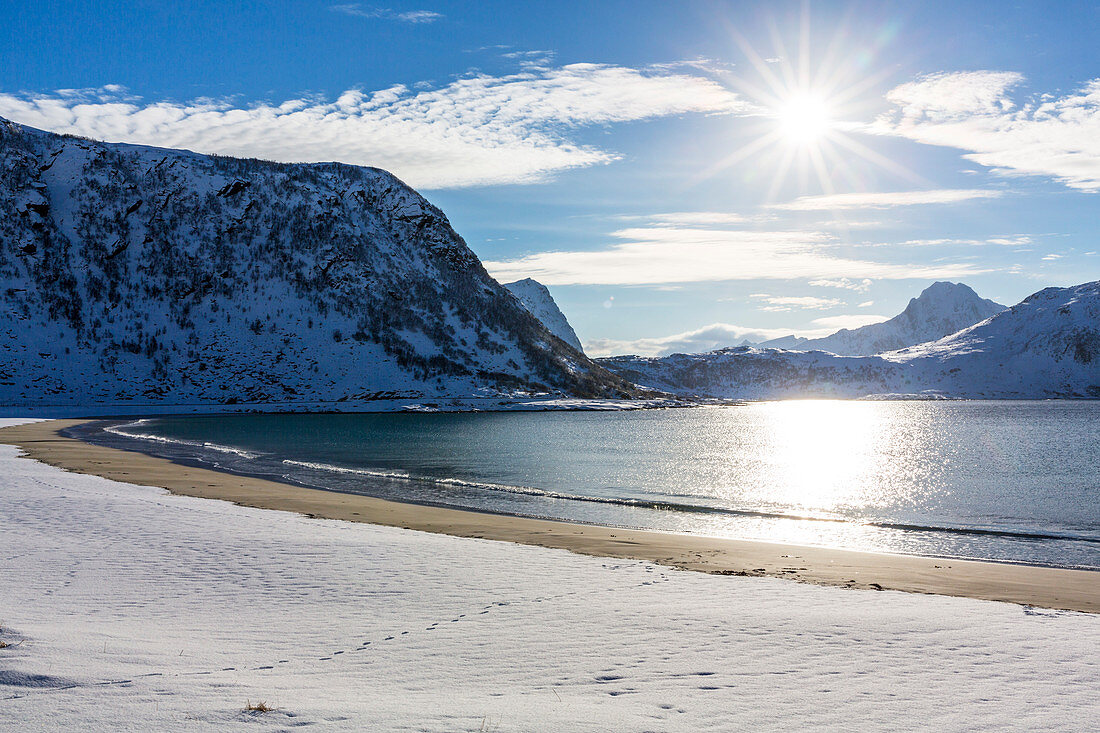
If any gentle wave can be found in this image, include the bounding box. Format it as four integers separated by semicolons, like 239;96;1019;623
282;459;413;480
279;457;1100;546
868;521;1100;544
104;420;262;459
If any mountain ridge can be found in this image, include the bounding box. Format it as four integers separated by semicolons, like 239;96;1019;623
756;281;1005;356
598;280;1100;399
0;118;640;410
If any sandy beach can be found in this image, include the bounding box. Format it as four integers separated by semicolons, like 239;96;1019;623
2;418;1096;613
2;415;1098;731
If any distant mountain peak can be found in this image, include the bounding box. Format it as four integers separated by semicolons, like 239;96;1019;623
504;278;584;353
758;281;1005;356
923;280;974;294
598;280;1100;399
903;281;997;315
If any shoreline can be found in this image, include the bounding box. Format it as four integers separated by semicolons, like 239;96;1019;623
64;419;1099;574
2;418;1097;613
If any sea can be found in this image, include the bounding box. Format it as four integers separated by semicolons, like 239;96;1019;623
74;400;1100;570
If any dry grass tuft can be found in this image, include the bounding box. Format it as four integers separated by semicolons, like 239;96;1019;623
243;700;274;713
477;715;501;732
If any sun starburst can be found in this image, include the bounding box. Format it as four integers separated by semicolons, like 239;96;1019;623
689;6;924;207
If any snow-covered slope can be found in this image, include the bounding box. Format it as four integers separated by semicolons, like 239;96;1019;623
599;282;1100;399
886;280;1100;397
504;277;584;353
0;119;639;410
758;282;1005;356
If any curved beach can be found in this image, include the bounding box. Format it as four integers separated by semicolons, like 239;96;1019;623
3;418;1097;613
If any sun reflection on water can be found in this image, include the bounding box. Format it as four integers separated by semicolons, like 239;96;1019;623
131;403;1100;566
720;399;942;524
758;400;882;514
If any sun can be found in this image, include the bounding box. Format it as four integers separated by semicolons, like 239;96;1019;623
777;93;832;146
687;7;923;200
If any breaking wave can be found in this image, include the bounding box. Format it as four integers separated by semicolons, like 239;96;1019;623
279;458;1100;546
104;419;262;459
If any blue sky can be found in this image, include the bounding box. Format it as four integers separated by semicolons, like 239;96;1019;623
4;0;1099;355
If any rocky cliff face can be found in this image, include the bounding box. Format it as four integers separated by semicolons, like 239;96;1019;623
0;119;639;409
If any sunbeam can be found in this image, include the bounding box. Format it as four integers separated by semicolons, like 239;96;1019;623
695;6;921;204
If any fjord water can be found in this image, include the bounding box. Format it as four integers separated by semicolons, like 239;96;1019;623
95;401;1100;569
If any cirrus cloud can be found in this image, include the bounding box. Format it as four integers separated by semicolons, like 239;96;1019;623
771;189;1003;211
749;294;843;312
330;5;444;23
873;71;1100;191
0;64;749;189
809;278;873;292
484;222;991;286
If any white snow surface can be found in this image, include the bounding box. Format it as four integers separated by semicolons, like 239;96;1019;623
504;278;584;353
2;418;1098;731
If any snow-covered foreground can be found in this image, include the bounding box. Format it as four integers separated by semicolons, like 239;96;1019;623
1;419;1097;731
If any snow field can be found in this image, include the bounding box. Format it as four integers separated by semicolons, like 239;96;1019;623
1;419;1097;731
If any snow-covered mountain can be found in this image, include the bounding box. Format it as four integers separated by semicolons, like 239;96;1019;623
599;348;905;400
756;282;1005;356
885;280;1100;397
598;281;1100;399
504;278;584;353
0;119;640;410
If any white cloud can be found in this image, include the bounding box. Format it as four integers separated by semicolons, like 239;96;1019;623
584;309;896;357
484;224;988;286
395;9;443;22
330;5;444;23
809;278;873;292
885;71;1024;119
772;189;1003;211
643;212;749;226
584;322;824;358
0;64;748;189
750;294;842;311
811;314;890;330
854;235;1034;249
816;219;886;230
874;71;1100;191
501;50;557;65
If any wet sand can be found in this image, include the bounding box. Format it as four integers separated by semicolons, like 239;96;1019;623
2;418;1097;612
